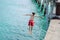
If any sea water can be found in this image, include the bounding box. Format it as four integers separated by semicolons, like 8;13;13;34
0;0;49;40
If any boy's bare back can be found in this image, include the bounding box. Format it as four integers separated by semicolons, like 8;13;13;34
30;15;35;20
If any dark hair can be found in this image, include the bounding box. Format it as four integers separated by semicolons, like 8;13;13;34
32;12;35;16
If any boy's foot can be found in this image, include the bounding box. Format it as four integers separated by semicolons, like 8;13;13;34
28;31;32;35
30;31;32;35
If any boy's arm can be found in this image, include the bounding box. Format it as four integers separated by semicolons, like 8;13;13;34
35;16;44;18
24;14;31;16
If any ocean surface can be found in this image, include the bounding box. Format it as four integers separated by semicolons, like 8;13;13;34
0;0;49;40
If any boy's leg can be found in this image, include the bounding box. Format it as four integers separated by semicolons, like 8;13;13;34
29;26;30;31
30;26;33;34
29;26;31;34
31;26;33;32
29;26;33;34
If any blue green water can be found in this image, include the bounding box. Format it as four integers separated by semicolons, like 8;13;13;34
0;0;49;40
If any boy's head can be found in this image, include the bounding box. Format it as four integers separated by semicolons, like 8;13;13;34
32;12;35;16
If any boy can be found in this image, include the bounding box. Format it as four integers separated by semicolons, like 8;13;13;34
25;12;43;34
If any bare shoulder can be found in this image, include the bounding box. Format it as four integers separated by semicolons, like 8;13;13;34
34;15;38;17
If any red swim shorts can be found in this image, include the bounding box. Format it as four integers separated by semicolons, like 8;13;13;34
28;20;34;26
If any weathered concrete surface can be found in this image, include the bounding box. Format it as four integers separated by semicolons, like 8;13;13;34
44;19;60;40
